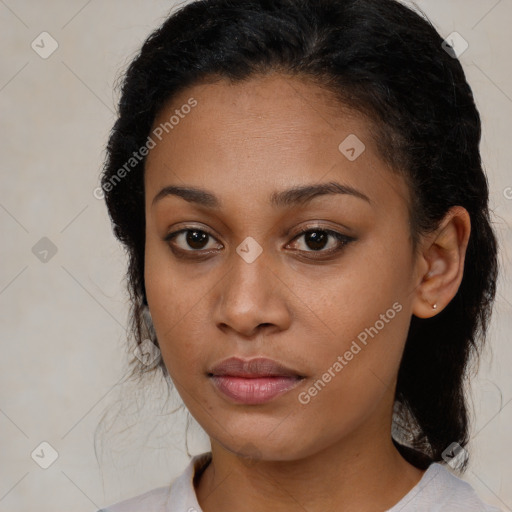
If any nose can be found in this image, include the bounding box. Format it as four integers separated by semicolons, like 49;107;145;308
213;246;292;339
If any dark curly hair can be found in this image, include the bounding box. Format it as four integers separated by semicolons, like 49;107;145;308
99;0;499;471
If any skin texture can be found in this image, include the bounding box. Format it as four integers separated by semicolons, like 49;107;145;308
143;74;471;512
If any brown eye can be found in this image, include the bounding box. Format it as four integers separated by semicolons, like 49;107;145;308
301;230;329;251
165;229;222;252
183;230;209;250
289;228;355;256
164;226;355;261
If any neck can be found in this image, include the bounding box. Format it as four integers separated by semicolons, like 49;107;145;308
195;417;426;512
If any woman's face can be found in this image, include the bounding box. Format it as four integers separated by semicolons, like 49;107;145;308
144;74;423;461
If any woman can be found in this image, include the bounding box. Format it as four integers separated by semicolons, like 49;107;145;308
97;0;502;510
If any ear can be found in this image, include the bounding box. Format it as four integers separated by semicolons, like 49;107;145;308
412;206;471;319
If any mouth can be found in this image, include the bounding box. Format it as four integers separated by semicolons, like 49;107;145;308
207;356;306;404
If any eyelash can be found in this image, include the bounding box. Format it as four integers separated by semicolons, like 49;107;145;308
164;226;355;260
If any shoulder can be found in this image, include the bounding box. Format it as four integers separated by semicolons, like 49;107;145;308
96;485;171;512
96;451;211;512
388;462;502;512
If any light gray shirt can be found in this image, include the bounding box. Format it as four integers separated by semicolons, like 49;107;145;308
97;451;502;512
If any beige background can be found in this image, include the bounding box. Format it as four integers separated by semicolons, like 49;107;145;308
0;1;511;510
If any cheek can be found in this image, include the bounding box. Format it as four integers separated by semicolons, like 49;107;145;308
303;236;413;385
144;235;207;377
307;242;407;339
293;286;409;446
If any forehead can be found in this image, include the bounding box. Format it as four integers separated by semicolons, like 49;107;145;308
144;74;410;213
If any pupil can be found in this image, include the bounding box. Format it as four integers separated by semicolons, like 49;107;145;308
187;230;208;249
306;231;327;251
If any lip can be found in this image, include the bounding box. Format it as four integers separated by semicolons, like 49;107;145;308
209;356;304;378
208;357;305;404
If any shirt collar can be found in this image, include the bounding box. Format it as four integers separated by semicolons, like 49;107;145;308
167;451;212;512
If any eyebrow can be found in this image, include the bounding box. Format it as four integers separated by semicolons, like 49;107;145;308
151;181;371;209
